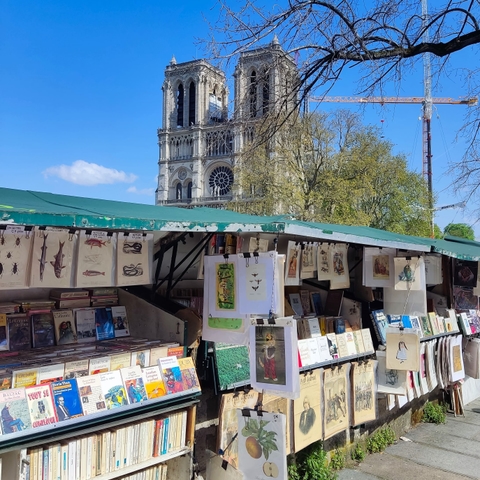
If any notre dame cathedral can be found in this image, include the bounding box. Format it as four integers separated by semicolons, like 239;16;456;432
155;37;298;207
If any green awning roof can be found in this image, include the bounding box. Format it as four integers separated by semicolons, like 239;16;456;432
431;236;480;261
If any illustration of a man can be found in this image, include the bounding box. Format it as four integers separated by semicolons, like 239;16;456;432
1;403;25;433
299;396;316;434
261;332;277;381
56;396;70;421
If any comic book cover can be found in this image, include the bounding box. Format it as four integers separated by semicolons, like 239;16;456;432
100;370;129;409
0;387;32;434
51;379;83;421
158;356;184;395
120;366;148;404
25;383;58;428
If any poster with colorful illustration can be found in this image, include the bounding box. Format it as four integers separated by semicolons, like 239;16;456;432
0;226;33;289
323;364;350;439
30;228;76;288
386;328;420;372
237;409;287;480
75;230;115;287
394;257;424;291
351;361;377;426
285;241;301;286
116;232;152;286
363;247;396;288
293;369;323;452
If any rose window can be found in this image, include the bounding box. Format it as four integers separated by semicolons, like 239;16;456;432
209;166;234;196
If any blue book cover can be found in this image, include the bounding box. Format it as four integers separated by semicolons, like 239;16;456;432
162;417;170;455
400;315;412;328
94;307;115;341
51;379;84;421
334;317;346;334
371;309;388;345
387;314;402;326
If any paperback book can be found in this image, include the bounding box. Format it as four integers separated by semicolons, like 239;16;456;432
89;356;111;375
100;370;129;409
111;305;130;338
131;349;151;368
158;356;184;394
30;310;55;348
51;379;83;421
74;308;96;342
52;309;78;345
25;383;58;429
94;307;115;341
76;375;107;415
142;366;166;399
0;314;8;351
370;309;388;345
64;359;89;379
110;352;131;371
178;356;200;391
7;313;32;351
37;363;64;384
120;366;148;404
12;367;38;388
0;387;32;434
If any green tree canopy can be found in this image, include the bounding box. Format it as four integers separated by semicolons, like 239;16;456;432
444;223;475;240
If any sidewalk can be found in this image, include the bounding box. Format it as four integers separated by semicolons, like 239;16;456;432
337;397;480;480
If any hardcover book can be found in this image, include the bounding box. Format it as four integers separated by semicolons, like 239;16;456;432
111;306;130;337
76;375;107;415
25;383;58;428
142;366;166;399
158;356;184;395
0;387;32;434
7;313;32;351
74;308;97;342
37;363;65;384
64;359;89;379
30;310;56;348
94;307;115;341
120;366;148;404
51;379;84;421
52;309;78;345
100;370;129;409
178;357;200;391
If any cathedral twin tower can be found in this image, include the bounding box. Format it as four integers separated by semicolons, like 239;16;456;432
156;38;298;207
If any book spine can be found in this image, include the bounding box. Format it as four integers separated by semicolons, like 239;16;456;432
370;312;382;345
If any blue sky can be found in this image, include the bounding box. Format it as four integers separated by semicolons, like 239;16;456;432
1;1;478;238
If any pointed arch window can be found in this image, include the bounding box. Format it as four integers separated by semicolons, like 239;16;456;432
176;183;183;200
177;84;184;127
249;70;257;118
262;70;270;115
188;82;196;126
187;182;193;199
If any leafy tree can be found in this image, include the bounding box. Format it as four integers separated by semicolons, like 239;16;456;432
444;223;475;240
229;111;432;236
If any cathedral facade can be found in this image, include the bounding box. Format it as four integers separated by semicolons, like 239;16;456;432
156;38;298;207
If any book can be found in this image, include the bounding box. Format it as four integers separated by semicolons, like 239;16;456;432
87;287;118;297
131;349;151;368
409;315;423;336
94;307;115;341
51;379;84;421
307;337;322;364
0;387;32;434
64;359;89;379
166;346;184;359
300;290;312;315
335;333;349;357
37;363;65;384
52;298;91;309
7;313;31;351
52;310;78;345
370;309;388;345
334;317;346;334
0;302;21;314
324;289;344;316
308;317;321;337
326;333;339;359
142;366;166;399
420;315;434;337
446;309;460;333
353;330;365;354
89;356;111;375
74;308;96;342
12;367;38;388
297;339;312;367
428;311;440;335
0;314;8;351
400;315;412;329
121;366;148;404
110;352;131;371
158;356;184;394
316;335;333;362
28;310;55;348
178;356;200;391
110;306;130;337
50;289;89;299
387;314;402;327
344;331;357;356
25;383;58;428
289;293;304;316
310;291;323;316
0;370;11;390
76;375;107;415
100;370;129;409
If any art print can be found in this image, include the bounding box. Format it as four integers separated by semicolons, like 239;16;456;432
324;364;350;439
237;410;287;480
76;230;115;287
317;244;332;281
424;254;443;285
363;247;396;288
30;228;76;288
386;329;420;372
0;226;33;289
394;257;424;291
454;259;478;288
351;361;376;426
293;369;323;451
454;286;478;311
216;262;236;310
116;232;152;286
373;255;390;279
285;241;301;286
449;335;465;383
214;342;250;391
255;325;286;386
248;237;269;253
300;244;317;279
262;393;292;454
330;243;350;289
376;351;407;395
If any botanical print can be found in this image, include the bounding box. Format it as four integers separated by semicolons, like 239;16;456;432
255;326;286;386
351;361;376;426
372;255;390;279
0;226;33;289
386;330;420;372
76;230;115;287
30;228;76;288
116;232;152;286
394;257;424;291
237;410;287;480
293;369;323;451
216;262;236;311
324;364;350;439
262;393;292;454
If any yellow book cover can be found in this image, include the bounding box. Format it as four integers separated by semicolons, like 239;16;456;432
12;368;38;388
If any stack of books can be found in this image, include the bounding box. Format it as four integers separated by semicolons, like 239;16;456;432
89;287;119;307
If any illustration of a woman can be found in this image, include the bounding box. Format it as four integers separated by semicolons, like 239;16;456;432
396;341;408;363
288;250;298;277
261;332;277;381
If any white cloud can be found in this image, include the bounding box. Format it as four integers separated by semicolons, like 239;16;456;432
127;186;156;196
43;160;137;186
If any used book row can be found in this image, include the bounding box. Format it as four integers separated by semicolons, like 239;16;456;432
370;309;463;345
25;409;186;480
0;357;198;436
0;303;130;352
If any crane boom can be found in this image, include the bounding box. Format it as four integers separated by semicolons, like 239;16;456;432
309;96;477;105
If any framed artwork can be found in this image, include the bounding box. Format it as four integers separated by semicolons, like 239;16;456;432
237;409;287;480
376;351;406;395
76;230;115;287
385;328;420;372
116;232;152;286
293;369;323;452
300;244;317;279
317;244;333;282
330;243;350;290
351;360;377;426
454;259;478;287
323;364;350;439
285;241;301;286
394;257;424;291
0;225;33;289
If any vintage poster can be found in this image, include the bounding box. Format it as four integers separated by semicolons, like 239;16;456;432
351;361;377;426
454;259;478;288
330;243;350;290
317;244;333;281
0;226;33;289
248;237;269;253
449;334;465;383
237;410;287;480
376;351;407;395
293;369;323;451
217;390;259;468
262;393;292;454
116;232;152;286
394;256;424;291
285;241;301;286
424;254;443;285
363;247;396;288
75;230;115;287
29;228;76;288
386;329;420;372
300;243;317;279
323;364;350;439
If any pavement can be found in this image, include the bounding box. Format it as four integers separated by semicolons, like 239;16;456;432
337;397;480;480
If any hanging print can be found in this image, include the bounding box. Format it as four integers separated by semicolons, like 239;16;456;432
0;226;33;289
116;232;152;286
386;328;421;372
300;243;317;279
255;325;286;386
394;257;424;291
30;228;76;288
317;243;333;281
363;247;395;288
351;360;377;426
454;259;478;288
323;364;350;439
76;230;115;287
376;351;407;395
285;241;301;286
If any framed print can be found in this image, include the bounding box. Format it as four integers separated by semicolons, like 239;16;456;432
386;328;420;372
323;364;350;439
